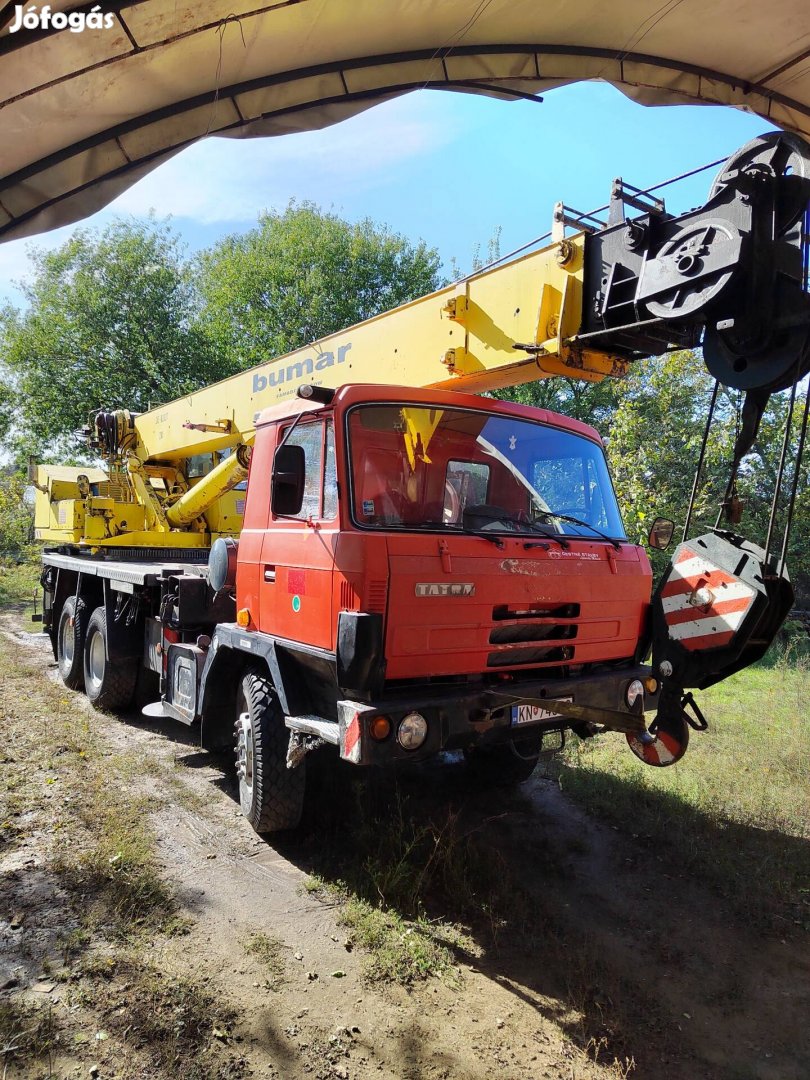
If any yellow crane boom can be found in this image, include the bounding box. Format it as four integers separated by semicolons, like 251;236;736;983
33;230;628;548
34;129;810;551
133;233;621;463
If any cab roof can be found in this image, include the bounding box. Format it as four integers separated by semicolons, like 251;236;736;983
255;383;604;445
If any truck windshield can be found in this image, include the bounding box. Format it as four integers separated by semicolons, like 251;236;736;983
347;404;627;541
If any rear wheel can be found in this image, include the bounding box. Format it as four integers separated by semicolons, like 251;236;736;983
57;596;87;690
83;606;138;712
235;667;305;834
464;733;543;786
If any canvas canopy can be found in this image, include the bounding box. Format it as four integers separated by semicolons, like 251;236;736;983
1;0;808;243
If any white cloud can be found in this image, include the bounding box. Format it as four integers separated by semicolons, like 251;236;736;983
0;91;458;304
108;91;456;224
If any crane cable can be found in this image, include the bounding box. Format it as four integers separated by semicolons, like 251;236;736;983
458;153;729;284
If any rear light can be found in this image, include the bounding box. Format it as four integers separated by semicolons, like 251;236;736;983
369;716;391;741
397;712;428;750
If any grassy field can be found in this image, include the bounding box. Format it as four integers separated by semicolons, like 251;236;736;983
0;558;42;630
548;656;810;931
4;557;808;950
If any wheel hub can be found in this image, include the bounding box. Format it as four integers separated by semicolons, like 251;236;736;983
60;616;74;664
235;710;254;810
87;629;105;690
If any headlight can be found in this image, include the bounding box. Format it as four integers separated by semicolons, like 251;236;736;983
625;679;645;708
397;712;428;750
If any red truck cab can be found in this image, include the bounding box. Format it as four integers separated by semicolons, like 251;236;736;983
201;383;659;832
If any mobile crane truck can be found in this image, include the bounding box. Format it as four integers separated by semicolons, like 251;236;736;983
33;132;810;834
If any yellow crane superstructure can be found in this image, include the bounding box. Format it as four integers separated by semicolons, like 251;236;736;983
33;230;628;549
34;130;810;554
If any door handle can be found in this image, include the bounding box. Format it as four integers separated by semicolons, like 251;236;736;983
264;565;276;582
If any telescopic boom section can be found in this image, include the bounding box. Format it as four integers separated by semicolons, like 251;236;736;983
126;130;810;469
130;233;624;464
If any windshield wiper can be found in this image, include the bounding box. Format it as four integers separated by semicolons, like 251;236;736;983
536;510;621;550
461;506;569;548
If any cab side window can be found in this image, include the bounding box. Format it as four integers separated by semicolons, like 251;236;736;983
281;420;338;521
323;423;338;520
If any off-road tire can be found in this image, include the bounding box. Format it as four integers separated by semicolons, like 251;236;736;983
57;595;87;690
236;667;305;834
464;733;544;787
82;606;138;712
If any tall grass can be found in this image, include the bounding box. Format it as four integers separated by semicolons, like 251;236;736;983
548;661;810;930
0;556;40;607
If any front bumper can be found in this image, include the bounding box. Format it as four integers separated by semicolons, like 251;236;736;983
337;665;657;765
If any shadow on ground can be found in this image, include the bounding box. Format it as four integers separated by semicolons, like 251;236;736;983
274;752;810;1080
101;694;810;1080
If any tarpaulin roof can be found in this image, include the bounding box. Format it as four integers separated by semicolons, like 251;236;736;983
1;0;809;243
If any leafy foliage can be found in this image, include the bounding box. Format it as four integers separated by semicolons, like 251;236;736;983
195;201;443;373
498;375;621;429
0;471;33;558
0;217;215;464
498;352;810;600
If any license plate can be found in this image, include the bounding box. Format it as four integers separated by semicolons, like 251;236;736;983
511;699;572;726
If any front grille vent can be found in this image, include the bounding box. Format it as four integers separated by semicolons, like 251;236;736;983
492;602;580;621
489;623;577;646
487;645;575;668
489;601;579;667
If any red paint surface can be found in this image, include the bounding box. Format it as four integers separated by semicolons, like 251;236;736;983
238;384;652;681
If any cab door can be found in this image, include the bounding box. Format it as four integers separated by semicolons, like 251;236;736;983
258;418;338;650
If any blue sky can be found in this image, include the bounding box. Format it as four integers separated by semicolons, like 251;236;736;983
0;80;773;305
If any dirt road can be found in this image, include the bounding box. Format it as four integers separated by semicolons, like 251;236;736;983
2;616;808;1080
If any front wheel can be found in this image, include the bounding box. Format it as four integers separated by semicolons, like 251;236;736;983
235;668;305;834
464;733;543;786
83;606;138;712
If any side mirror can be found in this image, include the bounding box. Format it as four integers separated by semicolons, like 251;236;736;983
648;516;675;551
271;444;306;516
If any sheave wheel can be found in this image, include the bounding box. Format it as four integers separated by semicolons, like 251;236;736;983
82;606;138;712
235;667;305;834
464;733;543;786
57;596;87;690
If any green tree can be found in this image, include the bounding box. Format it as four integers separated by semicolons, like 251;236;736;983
0;217;215;465
499;351;810;599
496;375;621;429
0;471;33;557
196;202;443;373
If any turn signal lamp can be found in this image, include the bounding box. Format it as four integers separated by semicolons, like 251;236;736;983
369;716;391;741
236;608;251;628
644;677;659;693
